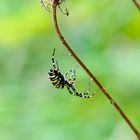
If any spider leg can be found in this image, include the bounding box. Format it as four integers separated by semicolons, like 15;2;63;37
66;81;97;98
82;80;100;98
52;48;58;69
78;80;99;98
65;68;76;85
65;81;78;96
84;80;91;95
71;85;91;98
66;85;76;96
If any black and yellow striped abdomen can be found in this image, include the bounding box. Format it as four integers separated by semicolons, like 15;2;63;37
48;69;65;89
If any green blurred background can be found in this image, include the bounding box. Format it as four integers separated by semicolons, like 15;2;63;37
0;0;140;140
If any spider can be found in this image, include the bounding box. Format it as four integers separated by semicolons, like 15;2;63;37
40;0;69;16
48;48;97;98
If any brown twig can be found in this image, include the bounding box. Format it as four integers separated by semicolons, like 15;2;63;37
49;0;140;139
132;0;140;11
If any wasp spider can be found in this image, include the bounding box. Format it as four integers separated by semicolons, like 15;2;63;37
48;48;96;98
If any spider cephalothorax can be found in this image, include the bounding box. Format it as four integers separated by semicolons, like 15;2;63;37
48;48;96;98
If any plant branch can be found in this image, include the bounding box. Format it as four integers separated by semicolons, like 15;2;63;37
132;0;140;11
50;0;140;139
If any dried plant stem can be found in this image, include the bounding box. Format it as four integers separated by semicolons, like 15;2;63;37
50;1;140;139
133;0;140;11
